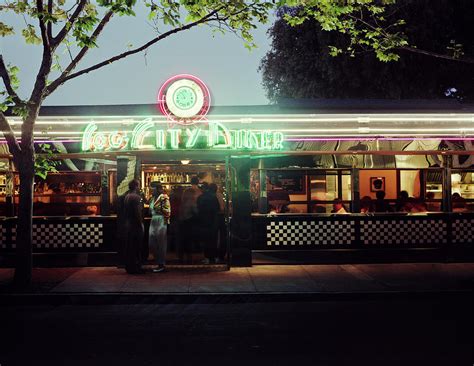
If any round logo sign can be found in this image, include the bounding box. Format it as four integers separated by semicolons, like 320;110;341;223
157;74;211;125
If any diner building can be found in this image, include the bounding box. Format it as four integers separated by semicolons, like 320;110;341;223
1;75;474;266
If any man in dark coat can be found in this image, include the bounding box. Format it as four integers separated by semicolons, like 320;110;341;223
197;183;220;264
122;179;144;274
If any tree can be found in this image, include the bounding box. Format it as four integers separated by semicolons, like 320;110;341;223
0;0;273;286
282;0;474;64
260;1;474;101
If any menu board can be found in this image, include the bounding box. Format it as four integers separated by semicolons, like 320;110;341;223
268;171;306;194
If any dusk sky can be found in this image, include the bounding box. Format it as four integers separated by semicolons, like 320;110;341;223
1;5;275;107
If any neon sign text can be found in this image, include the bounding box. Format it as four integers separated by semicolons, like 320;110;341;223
81;120;284;152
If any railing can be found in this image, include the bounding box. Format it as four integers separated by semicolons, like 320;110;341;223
252;213;474;250
0;216;117;252
2;213;473;254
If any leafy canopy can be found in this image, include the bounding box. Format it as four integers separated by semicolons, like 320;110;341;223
260;1;474;101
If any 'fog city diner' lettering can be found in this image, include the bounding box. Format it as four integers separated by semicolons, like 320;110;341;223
81;120;285;152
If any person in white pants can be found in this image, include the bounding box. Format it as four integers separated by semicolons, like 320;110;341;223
148;183;171;273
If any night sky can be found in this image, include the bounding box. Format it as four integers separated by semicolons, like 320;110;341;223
1;4;275;107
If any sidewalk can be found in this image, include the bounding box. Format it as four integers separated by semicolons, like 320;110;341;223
1;263;473;301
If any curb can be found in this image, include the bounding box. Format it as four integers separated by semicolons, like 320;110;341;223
1;289;472;306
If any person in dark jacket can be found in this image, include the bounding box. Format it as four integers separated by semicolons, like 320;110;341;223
374;190;392;212
197;183;220;264
122;179;145;274
179;176;202;264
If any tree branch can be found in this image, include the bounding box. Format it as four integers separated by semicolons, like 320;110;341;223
47;0;53;40
46;6;224;95
0;55;23;106
36;0;50;49
0;111;20;157
0;4;16;11
52;0;88;47
345;13;474;64
398;46;474;64
45;10;114;97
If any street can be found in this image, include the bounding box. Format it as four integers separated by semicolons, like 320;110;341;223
0;294;472;366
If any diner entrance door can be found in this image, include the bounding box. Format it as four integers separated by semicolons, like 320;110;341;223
141;159;231;269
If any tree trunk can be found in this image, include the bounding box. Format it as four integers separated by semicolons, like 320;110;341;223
13;149;35;287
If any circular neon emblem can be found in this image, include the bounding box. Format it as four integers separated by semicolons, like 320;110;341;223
157;74;211;125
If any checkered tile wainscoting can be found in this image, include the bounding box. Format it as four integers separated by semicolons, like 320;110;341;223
1;225;6;249
0;225;16;249
266;220;355;246
452;219;474;244
11;226;16;248
361;219;447;245
31;223;103;249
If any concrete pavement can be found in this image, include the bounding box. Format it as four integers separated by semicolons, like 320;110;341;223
1;263;473;298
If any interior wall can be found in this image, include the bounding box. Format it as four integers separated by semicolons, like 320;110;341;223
360;169;397;199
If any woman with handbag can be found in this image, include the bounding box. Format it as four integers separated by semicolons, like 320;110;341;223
149;183;171;273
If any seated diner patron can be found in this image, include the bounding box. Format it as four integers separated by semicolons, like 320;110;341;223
374;190;392;212
452;192;468;212
331;198;348;214
268;180;290;213
360;196;374;213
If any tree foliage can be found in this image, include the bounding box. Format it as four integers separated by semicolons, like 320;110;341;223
260;0;474;101
281;0;474;64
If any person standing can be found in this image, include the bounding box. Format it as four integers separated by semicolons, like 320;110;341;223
123;179;145;274
179;176;202;264
215;184;227;263
168;186;183;254
149;183;171;273
197;183;220;264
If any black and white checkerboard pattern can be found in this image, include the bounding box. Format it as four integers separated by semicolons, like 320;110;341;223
1;225;6;249
31;223;103;249
452;219;474;244
266;220;355;246
11;226;16;249
361;219;447;245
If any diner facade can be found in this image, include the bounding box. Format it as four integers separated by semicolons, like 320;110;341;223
1;79;474;265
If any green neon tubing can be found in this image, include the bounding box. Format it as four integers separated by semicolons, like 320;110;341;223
131;119;154;149
185;128;201;148
82;122;98;151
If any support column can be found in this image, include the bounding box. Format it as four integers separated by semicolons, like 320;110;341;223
351;168;360;213
257;158;267;214
100;170;110;216
230;156;252;266
442;154;452;212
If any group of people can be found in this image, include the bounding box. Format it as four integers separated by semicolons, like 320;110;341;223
323;190;444;214
118;176;226;274
360;190;434;213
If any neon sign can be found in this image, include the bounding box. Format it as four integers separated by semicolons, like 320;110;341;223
81;120;284;152
157;74;211;126
81;75;284;151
